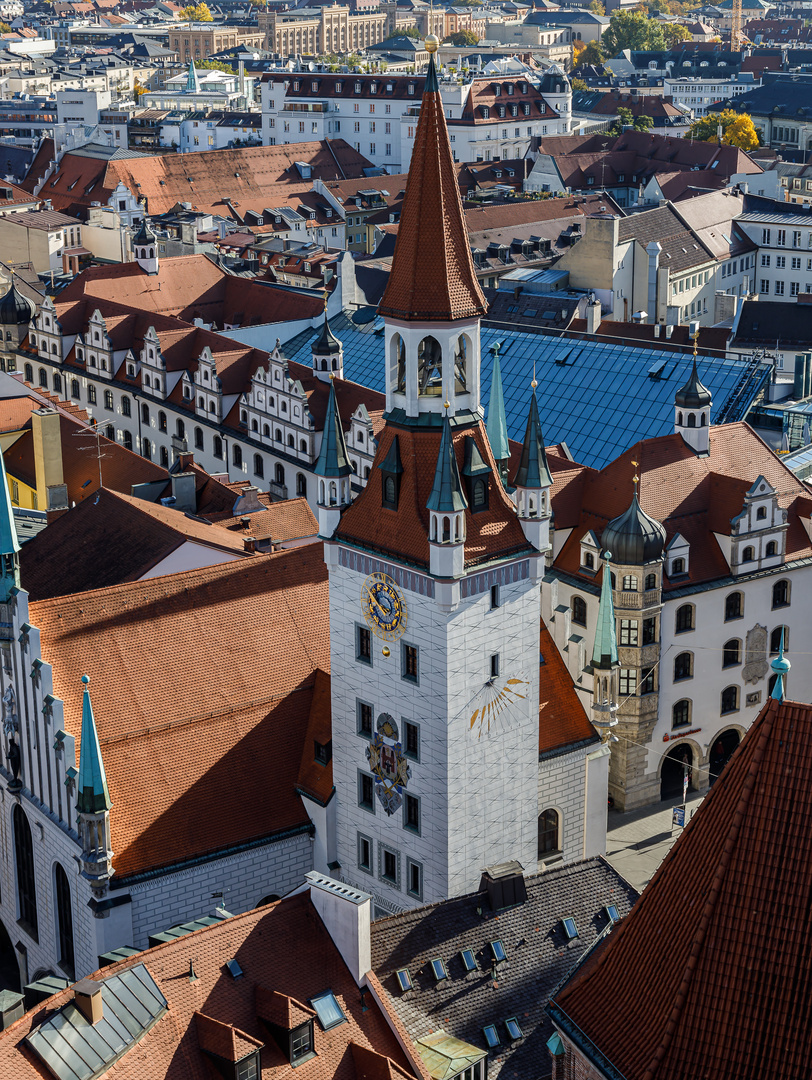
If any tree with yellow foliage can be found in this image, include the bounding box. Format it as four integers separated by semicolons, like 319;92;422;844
687;108;760;151
662;22;693;46
179;1;213;20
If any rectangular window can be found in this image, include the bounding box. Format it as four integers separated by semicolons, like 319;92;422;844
358;771;375;813
775;281;785;296
761;253;770;267
314;739;331;765
357;700;373;737
291;1026;313;1063
619;669;637;696
641;667;655;694
404;793;420;834
380;844;400;886
403;720;419;760
776;255;785;268
406;858;422;900
619;619;638;646
402;643;418;682
490;583;500;609
356;625;371;665
777;229;786;246
760;280;770;294
490;653;500;679
762;228;771;244
87;385;97;404
642;617;657;645
358;833;373;873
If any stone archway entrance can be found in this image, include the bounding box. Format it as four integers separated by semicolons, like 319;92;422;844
661;743;693;802
709;729;740;786
0;918;20;994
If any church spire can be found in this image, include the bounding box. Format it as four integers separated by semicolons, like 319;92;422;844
427;412;467;516
314;377;352;538
771;628;790;701
377;42;486;323
513;385;553;552
591;552;619;738
185;57;200;93
427;409;467;579
486;343;509;485
0;442;20;600
77;675;111;814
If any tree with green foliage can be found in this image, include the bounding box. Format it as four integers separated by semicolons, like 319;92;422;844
589;0;605;11
443;29;479;46
179;1;213;20
0;22;11;32
662;22;693;46
571;76;589;92
576;39;606;66
601;10;665;55
196;58;235;73
687;108;759;150
609;106;654;133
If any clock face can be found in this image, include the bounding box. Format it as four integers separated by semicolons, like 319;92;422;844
361;572;407;641
467;674;528;739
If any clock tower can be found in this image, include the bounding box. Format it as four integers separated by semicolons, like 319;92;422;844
322;39;546;912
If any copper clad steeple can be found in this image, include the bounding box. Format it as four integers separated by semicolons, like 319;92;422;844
378;49;487;323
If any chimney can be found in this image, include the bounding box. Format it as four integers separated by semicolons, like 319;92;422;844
178;452;195;471
170;472;196;513
665;324;674;338
305;873;371;986
0;991;24;1031
243;536;256;553
586;293;601;334
232;485;264;516
32;408;68;512
73;979;103;1025
479;861;527;911
646;240;661;324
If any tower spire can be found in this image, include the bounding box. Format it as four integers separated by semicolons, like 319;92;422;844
427;409;467;516
427;406;467;579
486;343;510;485
314;376;352;538
771;628;790;701
76;675;114;897
185;57;200;93
0;442;20;600
591;552;619;738
377;42;486;323
513;384;553;552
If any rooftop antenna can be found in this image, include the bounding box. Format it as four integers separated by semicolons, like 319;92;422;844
73;420;109;493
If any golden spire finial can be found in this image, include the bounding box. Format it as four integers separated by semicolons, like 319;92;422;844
323;287;329;312
631;459;639;495
692;328;699;357
443;399;450;410
329;372;336;381
531;361;538;390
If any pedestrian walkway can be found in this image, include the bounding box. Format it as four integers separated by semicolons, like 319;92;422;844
605;790;706;894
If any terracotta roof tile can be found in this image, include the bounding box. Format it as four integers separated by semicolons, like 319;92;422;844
256;987;316;1030
378;61;486;323
297;668;334;805
30;545;331;877
551;696;812;1080
206;495;319;543
336;419;531;570
195;1012;264;1062
0;892;417;1080
538;622;597;755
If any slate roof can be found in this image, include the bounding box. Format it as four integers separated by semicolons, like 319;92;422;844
19;487;253;600
371;858;638;1080
732;298;812;348
0;891;418;1080
551;695;812;1080
30;544;332;879
709;71;812;119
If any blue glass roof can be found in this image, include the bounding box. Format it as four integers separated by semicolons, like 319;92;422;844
283;320;765;470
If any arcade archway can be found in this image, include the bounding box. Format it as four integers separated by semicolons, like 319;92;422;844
661;743;693;802
709;729;741;786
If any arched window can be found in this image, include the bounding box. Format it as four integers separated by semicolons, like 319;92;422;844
765;541;777;557
53;373;62;393
741;546;754;562
644;573;657;590
677;411;683;425
417;336;442;396
296;473;307;497
51;343;57;355
274;428;282;442
675;604;694;633
158;411;167;433
391;333;407;394
770;625;789;655
721;685;739;714
725;592;743;621
722;639;741;668
233;444;242;467
213;436;223;459
622;575;638;591
208;403;215;414
674;652;693;681
14;805;37;937
176;419;185;439
700;414;707;426
687;413;696;428
141;403;149;424
583;552;594;569
38;367;47;387
281;400;287;413
143;438;152;460
572;595;587;627
454;334;468;392
122;396;131;417
198;397;205;409
772;579;790;608
384;475;396;504
672;699;691;729
757;506;767;520
123;431;132;450
194;427;204;450
537;808;560;857
275;463;285;485
240;409;247;424
287;434;294;448
24;363;32;382
159;446;169;468
251;419;259;432
104;390;113;411
263;424;270;438
254;454;264;478
300;439;307;453
105;425;114;441
472;478;487;508
54;864;74;980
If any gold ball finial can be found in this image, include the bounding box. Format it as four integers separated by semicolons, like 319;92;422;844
329;372;336;381
531;378;538;389
444;399;450;410
425;33;439;52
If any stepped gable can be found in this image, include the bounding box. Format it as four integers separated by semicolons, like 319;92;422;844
554;424;812;589
378;55;486;323
336;418;531;570
551;694;812;1079
30;544;330;878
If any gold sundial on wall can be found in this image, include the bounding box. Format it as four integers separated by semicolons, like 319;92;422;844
467;674;528;739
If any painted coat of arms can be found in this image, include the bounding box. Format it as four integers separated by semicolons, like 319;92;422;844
366;713;411;816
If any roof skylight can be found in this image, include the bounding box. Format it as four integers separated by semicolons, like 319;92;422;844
310;990;347;1030
460;949;477;972
489;940;507;963
483;1024;501;1048
605;903;620;924
562;917;579;941
505;1017;523;1041
396;969;413;992
430;958;448;982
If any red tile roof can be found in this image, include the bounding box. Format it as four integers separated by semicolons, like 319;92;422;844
551;695;812;1080
336;419;531;570
553;424;812;591
538;622;597;755
205;494;319;543
0;891;418;1080
30;545;331;878
378;61;486;323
